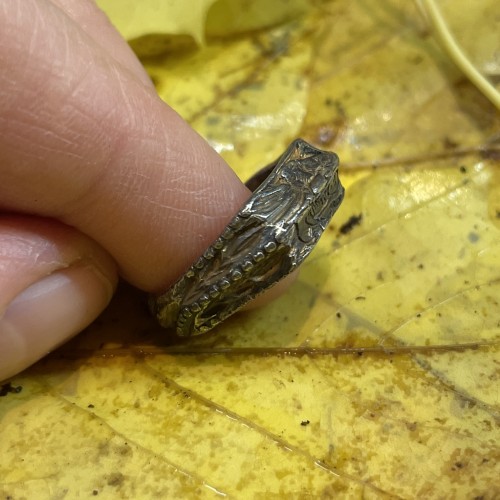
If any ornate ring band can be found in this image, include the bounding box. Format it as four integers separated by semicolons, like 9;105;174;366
149;139;345;337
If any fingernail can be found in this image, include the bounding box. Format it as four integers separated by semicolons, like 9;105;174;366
0;266;115;381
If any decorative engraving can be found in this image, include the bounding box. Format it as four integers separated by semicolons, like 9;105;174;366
150;139;345;336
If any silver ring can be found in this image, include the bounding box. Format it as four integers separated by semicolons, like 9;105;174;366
149;139;344;336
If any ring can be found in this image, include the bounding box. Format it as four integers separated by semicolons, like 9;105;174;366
149;139;345;336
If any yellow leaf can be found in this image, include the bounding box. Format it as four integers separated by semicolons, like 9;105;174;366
145;20;313;171
96;0;217;51
205;0;308;37
2;0;500;498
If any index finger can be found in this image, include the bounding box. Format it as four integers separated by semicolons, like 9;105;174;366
0;0;250;292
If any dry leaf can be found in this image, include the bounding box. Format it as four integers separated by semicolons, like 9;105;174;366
1;1;499;498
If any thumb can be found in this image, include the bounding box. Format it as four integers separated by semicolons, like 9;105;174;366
0;216;117;381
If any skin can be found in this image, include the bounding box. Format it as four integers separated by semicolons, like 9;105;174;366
0;0;292;381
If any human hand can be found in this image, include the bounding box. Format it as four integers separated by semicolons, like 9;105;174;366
0;0;291;380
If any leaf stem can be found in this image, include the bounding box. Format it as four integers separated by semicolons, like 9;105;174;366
419;0;500;111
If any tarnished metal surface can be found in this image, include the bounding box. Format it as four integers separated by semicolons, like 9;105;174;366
150;139;344;336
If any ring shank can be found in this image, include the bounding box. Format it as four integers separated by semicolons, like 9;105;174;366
150;139;344;336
